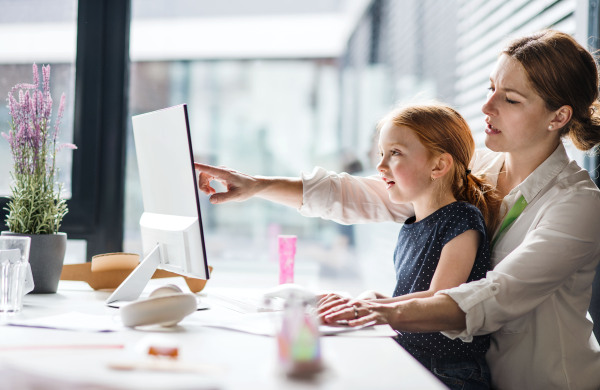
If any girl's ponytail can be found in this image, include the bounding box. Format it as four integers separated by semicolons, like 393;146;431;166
455;169;502;239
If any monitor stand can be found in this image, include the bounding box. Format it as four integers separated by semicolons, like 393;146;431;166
105;244;161;306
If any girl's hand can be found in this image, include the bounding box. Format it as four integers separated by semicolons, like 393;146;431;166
316;293;351;315
319;299;395;327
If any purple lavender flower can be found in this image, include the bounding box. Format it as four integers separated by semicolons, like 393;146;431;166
54;93;65;137
32;64;39;87
42;65;52;118
4;63;75;183
42;65;50;92
57;143;77;152
3;63;75;234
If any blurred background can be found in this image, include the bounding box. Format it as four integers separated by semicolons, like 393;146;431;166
0;0;596;294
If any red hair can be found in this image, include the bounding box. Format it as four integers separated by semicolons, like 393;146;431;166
380;103;501;237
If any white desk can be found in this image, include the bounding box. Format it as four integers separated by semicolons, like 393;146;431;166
0;280;445;390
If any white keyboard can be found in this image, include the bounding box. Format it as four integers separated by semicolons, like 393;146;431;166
207;292;284;314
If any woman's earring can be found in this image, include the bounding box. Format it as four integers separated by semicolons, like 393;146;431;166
548;125;553;130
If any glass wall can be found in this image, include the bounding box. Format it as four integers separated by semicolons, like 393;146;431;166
124;1;381;293
124;60;350;267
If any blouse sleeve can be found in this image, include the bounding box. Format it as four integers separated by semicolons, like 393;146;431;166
298;166;413;224
436;187;600;341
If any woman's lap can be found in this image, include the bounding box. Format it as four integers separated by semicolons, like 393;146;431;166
414;354;491;390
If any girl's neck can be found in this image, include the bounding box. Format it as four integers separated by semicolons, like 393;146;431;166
497;141;560;198
412;191;457;222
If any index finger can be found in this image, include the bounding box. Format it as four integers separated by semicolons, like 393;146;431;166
193;163;229;179
317;296;350;314
316;293;341;306
320;304;354;324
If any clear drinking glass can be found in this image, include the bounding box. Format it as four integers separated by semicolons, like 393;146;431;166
0;236;31;313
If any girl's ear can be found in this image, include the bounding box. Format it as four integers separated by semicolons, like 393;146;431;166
431;153;453;181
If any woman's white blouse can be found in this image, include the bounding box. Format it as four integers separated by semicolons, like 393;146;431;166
299;143;600;390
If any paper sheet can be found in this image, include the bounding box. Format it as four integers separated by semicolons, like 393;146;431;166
187;312;397;337
8;312;123;332
6;308;397;337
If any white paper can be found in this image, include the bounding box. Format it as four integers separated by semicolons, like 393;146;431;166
187;312;396;337
8;312;123;332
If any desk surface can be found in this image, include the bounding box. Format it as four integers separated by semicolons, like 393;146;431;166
0;280;445;390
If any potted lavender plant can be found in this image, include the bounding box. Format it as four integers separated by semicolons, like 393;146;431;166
1;64;76;293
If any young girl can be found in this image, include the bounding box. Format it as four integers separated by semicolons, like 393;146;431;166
336;103;500;389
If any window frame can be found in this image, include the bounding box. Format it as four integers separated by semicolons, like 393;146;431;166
586;0;600;343
587;0;600;189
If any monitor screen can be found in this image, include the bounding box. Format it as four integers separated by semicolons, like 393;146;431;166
106;104;210;304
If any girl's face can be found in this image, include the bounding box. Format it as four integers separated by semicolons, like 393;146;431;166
376;121;436;204
482;54;558;154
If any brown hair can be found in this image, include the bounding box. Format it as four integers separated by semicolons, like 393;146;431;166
380;103;502;237
503;30;600;151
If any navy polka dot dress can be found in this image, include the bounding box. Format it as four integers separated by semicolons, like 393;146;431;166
393;201;491;360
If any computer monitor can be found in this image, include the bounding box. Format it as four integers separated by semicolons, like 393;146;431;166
106;104;210;305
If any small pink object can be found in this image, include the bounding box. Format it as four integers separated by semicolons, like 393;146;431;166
278;235;297;284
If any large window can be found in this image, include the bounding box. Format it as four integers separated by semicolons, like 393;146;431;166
1;0;596;294
123;1;394;294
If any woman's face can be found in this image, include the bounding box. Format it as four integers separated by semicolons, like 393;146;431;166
482;54;557;154
376;121;435;204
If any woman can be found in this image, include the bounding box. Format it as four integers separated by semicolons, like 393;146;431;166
195;30;600;389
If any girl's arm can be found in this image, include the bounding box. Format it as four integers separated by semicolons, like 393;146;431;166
320;229;481;324
318;293;467;332
374;229;480;304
